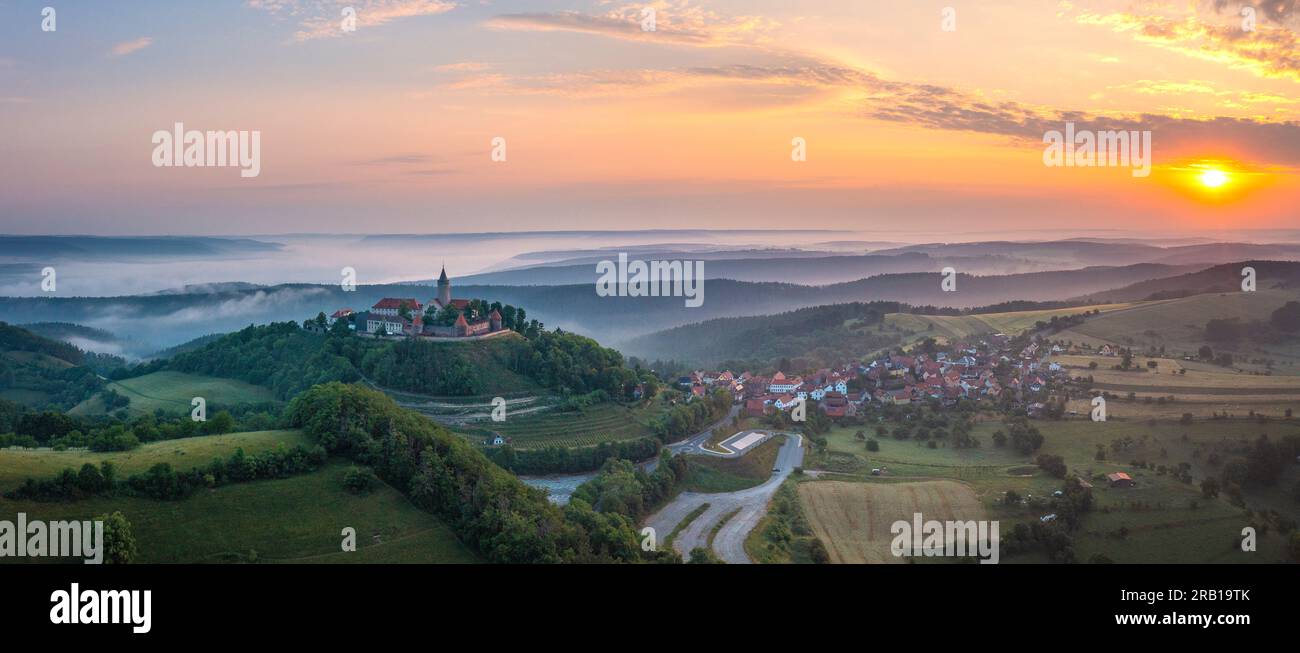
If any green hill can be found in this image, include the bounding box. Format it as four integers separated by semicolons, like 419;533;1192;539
0;322;103;409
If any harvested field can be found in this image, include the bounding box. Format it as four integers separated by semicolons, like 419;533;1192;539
797;480;985;564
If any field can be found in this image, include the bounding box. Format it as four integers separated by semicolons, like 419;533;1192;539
797;480;985;564
879;303;1135;343
801;418;1297;563
1051;290;1300;375
474;397;672;449
0;429;309;490
1053;353;1300;419
0;461;478;563
69;370;277;417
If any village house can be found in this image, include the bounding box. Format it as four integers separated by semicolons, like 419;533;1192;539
1107;472;1135;488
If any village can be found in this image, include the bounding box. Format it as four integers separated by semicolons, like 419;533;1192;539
674;332;1100;420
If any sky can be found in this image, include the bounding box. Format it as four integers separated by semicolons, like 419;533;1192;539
0;0;1298;235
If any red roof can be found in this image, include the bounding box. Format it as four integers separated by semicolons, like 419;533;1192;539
454;313;469;327
372;298;420;310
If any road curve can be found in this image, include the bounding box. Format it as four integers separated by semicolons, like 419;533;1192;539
645;432;804;563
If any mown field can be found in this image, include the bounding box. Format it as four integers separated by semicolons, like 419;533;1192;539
798;480;985;564
800;418;1298;563
69;370;277;417
1054;353;1300;419
0;430;478;564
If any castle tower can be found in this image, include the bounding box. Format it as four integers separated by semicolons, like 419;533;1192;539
437;265;451;308
489;308;502;332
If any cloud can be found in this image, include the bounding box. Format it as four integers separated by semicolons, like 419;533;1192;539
432;61;492;72
484;2;778;47
1209;0;1299;24
859;77;1300;167
1073;6;1300;83
351;154;434;166
246;0;456;42
110;37;153;57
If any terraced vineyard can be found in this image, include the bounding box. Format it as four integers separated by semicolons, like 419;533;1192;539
486;402;663;449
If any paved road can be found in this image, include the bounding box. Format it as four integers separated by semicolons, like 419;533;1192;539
645;432;804;563
665;405;741;457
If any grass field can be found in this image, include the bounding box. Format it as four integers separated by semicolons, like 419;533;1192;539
0;461;478;563
69;370;277;417
879;303;1135;343
683;436;783;492
0;429;309;490
797;480;985;564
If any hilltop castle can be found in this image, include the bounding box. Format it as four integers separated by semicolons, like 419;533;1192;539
347;266;506;339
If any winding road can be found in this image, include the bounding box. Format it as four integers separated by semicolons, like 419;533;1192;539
645;432;804;563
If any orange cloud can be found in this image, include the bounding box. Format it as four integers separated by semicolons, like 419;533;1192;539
246;0;456;42
110;37;153;57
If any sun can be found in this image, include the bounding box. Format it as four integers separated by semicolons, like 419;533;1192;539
1198;168;1229;189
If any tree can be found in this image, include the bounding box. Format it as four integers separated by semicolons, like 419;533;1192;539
76;463;106;495
1200;477;1220;499
808;538;831;564
96;511;138;564
1205;318;1243;343
1270;301;1300;333
1198;345;1214;360
203;410;236;435
1036;454;1067;479
344;466;378;494
687;547;723;564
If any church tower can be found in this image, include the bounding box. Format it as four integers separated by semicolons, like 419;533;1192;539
437;265;451;308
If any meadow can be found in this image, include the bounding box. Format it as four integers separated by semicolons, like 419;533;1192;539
69;370;277;417
0;429;309;490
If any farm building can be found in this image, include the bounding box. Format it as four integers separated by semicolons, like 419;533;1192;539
1106;472;1134;488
